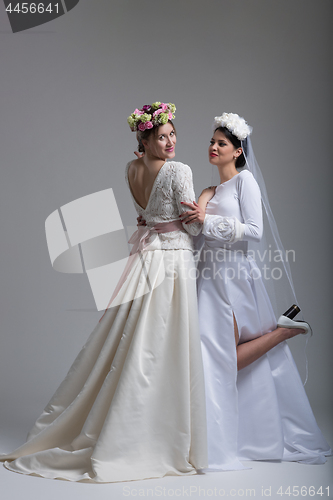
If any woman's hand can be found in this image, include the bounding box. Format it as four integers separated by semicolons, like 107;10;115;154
179;201;205;224
137;215;146;226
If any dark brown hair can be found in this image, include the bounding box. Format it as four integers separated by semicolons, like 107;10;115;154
214;126;247;169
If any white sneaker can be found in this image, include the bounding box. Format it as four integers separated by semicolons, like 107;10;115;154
277;315;312;336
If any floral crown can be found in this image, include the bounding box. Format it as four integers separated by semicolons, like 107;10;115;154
127;102;176;132
213;112;252;141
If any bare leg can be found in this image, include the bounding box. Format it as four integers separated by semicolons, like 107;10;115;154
233;313;239;345
233;313;305;371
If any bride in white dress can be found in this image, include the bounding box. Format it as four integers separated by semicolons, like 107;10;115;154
181;112;331;470
0;102;208;482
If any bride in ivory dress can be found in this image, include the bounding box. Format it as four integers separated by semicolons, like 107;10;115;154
0;102;208;482
181;112;331;470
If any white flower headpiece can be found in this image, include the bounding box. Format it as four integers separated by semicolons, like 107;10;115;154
213;112;252;141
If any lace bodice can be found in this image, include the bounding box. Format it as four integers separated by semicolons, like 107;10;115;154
125;161;202;251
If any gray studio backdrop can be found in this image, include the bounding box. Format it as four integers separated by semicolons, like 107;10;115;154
0;0;332;449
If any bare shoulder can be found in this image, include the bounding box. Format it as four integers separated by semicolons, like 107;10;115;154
128;158;144;181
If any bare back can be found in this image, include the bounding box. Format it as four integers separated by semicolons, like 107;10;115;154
127;158;165;210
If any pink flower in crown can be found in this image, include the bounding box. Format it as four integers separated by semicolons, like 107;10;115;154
168;112;173;120
134;108;143;115
153;108;163;117
145;121;153;129
138;122;146;131
161;103;168;111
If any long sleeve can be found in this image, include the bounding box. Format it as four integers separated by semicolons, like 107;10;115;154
203;172;263;243
173;163;202;237
203;214;244;243
238;172;263;241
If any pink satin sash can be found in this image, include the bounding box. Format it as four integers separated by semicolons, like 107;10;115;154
99;219;185;322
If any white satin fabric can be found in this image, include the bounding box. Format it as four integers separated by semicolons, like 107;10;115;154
2;250;207;482
1;161;208;482
197;171;331;470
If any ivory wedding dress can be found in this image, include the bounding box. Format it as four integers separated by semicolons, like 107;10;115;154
197;169;331;470
1;161;208;482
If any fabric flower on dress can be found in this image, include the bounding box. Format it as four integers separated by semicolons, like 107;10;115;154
203;214;244;243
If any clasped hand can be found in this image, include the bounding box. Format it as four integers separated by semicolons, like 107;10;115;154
137;185;216;227
179;201;205;224
179;186;216;225
137;215;146;226
137;201;205;227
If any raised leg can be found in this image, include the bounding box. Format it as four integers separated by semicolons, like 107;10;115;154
234;314;305;371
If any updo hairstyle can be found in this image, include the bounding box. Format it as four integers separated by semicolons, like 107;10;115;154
214;126;247;169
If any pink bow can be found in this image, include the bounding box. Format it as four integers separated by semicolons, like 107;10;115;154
128;219;184;255
99;219;185;322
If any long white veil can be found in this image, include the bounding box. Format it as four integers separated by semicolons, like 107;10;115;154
211;136;302;321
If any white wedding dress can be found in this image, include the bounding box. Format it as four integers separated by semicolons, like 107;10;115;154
196;169;331;470
1;161;208;482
